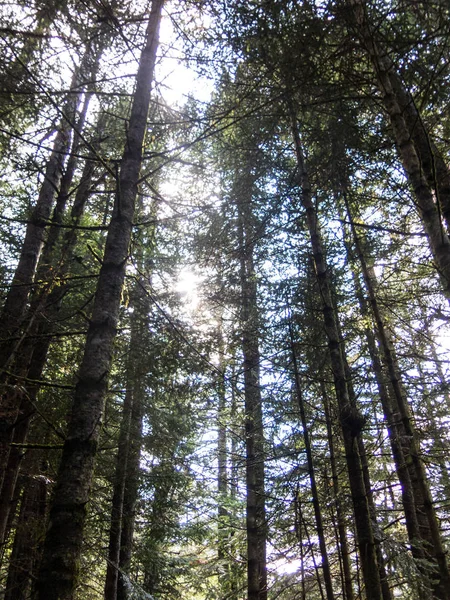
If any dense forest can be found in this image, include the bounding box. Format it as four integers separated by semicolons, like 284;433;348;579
0;0;450;598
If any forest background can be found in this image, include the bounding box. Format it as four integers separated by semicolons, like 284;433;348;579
0;0;450;599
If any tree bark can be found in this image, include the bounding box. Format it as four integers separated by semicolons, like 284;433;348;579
322;383;355;600
343;192;450;599
216;321;234;599
0;37;108;520
0;44;94;375
288;314;336;600
116;386;142;600
0;82;104;553
4;464;49;600
105;283;145;600
345;0;450;298
290;109;383;600
0;71;81;497
35;3;163;598
236;170;268;600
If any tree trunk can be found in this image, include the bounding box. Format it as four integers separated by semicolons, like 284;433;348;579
4;462;49;600
343;191;450;599
345;0;450;298
236;172;268;600
0;117;105;551
0;85;104;555
105;283;146;600
116;386;142;600
0;72;81;497
35;4;163;598
216;321;234;599
322;383;355;600
104;386;134;600
290;109;383;600
288;314;335;600
0;38;108;522
0;43;94;375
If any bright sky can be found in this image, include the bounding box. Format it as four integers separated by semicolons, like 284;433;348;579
157;3;214;106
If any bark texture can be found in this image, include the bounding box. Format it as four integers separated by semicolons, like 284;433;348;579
345;0;450;298
343;192;450;599
290;110;383;600
35;3;163;598
236;170;268;600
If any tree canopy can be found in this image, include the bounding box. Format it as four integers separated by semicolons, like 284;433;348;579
0;1;450;599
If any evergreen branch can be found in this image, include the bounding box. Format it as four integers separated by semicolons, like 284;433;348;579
338;218;427;237
10;442;64;449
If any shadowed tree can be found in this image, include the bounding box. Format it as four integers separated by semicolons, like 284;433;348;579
35;2;164;597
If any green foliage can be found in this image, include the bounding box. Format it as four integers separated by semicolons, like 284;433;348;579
1;0;450;598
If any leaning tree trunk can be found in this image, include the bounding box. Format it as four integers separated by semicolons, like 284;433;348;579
0;69;83;495
345;0;450;298
35;3;164;598
0;80;105;553
343;0;450;236
0;36;109;513
343;224;431;597
0;43;96;374
332;293;392;600
343;191;450;599
390;76;450;236
289;108;383;600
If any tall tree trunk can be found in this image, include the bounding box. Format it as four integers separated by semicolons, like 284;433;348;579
116;381;143;600
105;282;146;600
345;0;450;298
0;38;108;517
343;0;450;235
0;84;104;554
333;291;392;600
229;362;242;600
0;43;95;374
236;173;268;600
4;456;49;600
289;109;383;600
287;313;335;600
340;203;432;596
322;383;355;600
35;4;163;598
0;71;81;496
216;321;234;599
343;192;450;599
104;375;135;600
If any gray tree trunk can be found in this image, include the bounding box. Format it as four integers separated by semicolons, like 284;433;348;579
343;191;450;599
346;0;450;299
236;170;268;600
35;3;164;598
290;109;383;600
